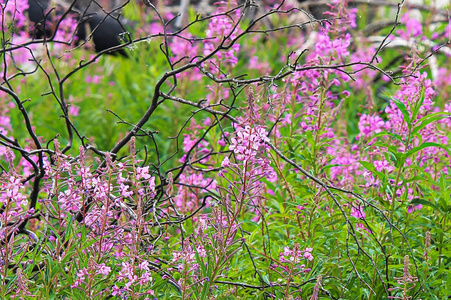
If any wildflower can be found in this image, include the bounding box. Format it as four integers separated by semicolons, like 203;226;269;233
350;206;365;219
388;256;418;299
407;204;422;214
309;275;322;300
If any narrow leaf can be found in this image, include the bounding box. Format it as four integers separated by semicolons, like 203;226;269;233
390;97;411;128
410;198;444;215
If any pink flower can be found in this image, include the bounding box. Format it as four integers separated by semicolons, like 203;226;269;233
373;160;395;173
351;206;365;219
97;264;111;276
396;13;423;40
68;105;80;117
1;0;29;29
229;125;270;161
136;166;151;180
356;223;372;234
278;245;314;264
57;188;82;212
85;75;101;84
221;156;231;168
296;205;305;213
357;114;385;140
407;204;422;214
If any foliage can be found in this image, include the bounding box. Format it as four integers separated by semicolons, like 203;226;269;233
1;0;451;299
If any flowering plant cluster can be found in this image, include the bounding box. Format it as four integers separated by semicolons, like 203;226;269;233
1;0;451;299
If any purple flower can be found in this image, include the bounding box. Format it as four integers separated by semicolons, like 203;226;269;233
357;114;385;140
351;206;366;219
136;166;151;180
396;13;423;40
407;204;423;214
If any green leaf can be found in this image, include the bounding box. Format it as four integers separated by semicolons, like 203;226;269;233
403;142;451;161
412;112;451;136
369;143;403;166
359;161;386;179
261;274;270;285
410;198;444;215
438;172;450;212
195;244;207;277
410;85;425;122
447;272;451;297
199;274;210;300
390;97;411;128
370;131;404;144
